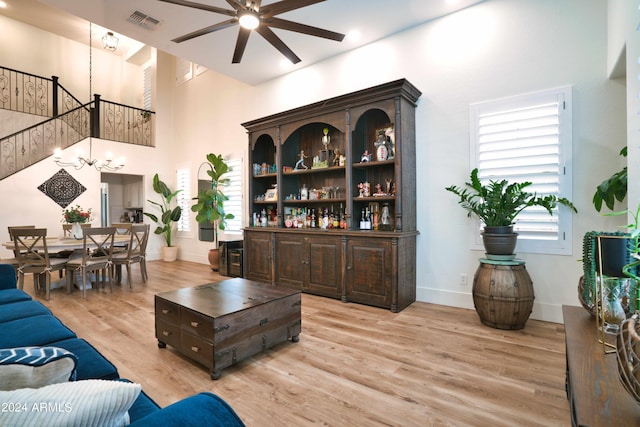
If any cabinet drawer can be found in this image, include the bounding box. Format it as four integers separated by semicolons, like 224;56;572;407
215;293;301;345
181;332;213;368
181;308;214;341
156;319;180;349
155;298;180;323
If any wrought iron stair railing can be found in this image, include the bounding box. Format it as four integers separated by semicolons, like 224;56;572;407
0;65;155;180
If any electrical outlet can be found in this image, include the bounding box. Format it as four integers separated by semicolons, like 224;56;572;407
459;274;468;286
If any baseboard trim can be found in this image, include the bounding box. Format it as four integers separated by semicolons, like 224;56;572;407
416;286;564;324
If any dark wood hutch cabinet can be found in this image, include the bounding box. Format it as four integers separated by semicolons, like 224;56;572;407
242;79;421;312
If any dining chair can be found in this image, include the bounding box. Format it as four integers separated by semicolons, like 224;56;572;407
12;228;67;300
4;226;36;271
65;227;116;299
111;224;149;288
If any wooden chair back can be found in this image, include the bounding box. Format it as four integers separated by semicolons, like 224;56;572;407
7;225;36;257
12;227;67;300
79;227;117;266
125;224;148;259
12;228;50;269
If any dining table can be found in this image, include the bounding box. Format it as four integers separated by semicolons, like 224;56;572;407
2;235;132;292
2;235;131;252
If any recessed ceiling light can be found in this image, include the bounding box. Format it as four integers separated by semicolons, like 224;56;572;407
346;30;362;43
0;1;8;8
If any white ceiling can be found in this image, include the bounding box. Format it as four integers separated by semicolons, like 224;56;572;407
2;0;485;85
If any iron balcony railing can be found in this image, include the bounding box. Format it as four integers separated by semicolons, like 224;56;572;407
0;66;155;180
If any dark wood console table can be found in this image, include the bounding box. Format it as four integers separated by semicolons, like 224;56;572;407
563;305;640;426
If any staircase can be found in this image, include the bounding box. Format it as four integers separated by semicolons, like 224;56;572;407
0;66;155;180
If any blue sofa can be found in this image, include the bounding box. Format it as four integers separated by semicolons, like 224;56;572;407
0;264;244;426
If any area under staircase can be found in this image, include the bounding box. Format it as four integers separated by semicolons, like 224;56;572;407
0;66;155;180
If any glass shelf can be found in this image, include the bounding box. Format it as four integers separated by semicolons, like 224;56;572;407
283;165;345;175
283;198;347;204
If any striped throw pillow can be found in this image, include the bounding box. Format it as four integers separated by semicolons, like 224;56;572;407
0;346;77;391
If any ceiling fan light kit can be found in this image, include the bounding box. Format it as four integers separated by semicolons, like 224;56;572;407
239;11;260;30
158;0;345;64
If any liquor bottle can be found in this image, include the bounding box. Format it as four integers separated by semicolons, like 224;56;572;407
301;184;308;200
364;207;371;230
253;212;257;227
360;208;366;230
261;209;267;227
322;208;329;229
311;209;317;228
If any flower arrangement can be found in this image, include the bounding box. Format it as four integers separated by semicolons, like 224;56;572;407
62;205;93;223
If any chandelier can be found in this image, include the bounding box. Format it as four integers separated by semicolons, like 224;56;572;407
53;146;125;171
53;23;125;172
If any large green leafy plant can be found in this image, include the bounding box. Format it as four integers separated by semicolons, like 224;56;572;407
144;173;182;247
593;146;627;212
191;153;234;234
445;168;576;227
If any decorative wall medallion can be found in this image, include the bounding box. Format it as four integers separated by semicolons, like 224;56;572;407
37;168;86;208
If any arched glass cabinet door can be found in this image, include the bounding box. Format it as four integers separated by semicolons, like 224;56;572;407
249;132;278;227
351;108;396;231
280;122;346;229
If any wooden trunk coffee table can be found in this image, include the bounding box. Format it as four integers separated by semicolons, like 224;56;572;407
155;278;301;379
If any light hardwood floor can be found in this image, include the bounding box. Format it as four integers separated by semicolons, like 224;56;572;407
22;260;571;426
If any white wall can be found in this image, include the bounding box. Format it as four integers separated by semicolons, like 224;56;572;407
0;0;629;323
0;14;144;108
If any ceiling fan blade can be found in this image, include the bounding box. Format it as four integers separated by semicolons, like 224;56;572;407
172;18;238;43
157;0;237;17
232;28;251;63
266;17;344;42
256;25;301;64
224;0;244;10
260;0;325;18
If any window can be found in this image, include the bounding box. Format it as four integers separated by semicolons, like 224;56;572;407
176;167;191;232
470;86;573;255
223;158;243;233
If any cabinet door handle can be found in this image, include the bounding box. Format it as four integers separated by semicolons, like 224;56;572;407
191;346;200;353
162;309;170;314
190;321;199;328
347;265;352;270
162;331;171;337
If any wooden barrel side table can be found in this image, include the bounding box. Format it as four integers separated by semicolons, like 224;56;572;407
472;258;535;330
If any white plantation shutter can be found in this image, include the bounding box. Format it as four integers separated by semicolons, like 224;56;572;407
470;86;573;255
223;158;243;233
176;167;190;232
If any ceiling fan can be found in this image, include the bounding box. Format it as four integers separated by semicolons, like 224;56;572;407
158;0;345;64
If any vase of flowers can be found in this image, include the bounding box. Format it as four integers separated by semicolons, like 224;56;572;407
62;205;93;239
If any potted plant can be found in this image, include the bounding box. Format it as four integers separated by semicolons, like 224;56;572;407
144;173;182;262
578;147;630;315
191;153;235;271
445;168;577;257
